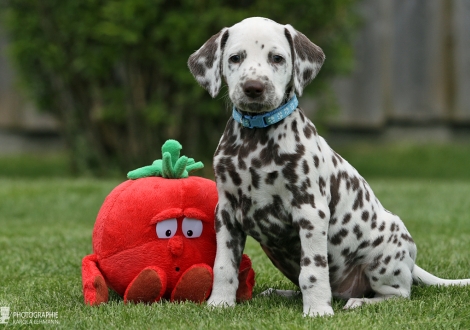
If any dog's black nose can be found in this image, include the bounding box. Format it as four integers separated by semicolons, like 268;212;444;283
243;80;265;98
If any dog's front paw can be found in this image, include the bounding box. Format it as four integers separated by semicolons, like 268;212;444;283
303;305;334;317
207;294;236;308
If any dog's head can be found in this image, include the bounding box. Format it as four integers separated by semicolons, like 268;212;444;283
188;17;325;113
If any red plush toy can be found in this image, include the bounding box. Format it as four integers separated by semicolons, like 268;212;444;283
82;140;255;305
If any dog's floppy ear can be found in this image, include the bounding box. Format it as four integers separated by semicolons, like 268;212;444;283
188;28;229;98
284;25;325;96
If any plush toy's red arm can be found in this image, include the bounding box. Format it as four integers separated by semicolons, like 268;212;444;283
82;254;108;305
236;254;256;302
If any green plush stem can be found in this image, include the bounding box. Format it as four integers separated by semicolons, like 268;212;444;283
174;156;189;178
127;165;161;180
186;161;204;172
127;139;204;180
162;140;182;167
162;152;173;178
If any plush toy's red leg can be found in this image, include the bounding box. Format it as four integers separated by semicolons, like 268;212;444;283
82;254;109;305
236;254;256;303
171;264;213;303
124;266;167;304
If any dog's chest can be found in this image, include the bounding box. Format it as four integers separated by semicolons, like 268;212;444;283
213;112;322;276
214;119;301;232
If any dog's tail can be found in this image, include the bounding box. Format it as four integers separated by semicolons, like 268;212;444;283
412;264;470;286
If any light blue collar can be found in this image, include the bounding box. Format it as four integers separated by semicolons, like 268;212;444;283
232;95;298;128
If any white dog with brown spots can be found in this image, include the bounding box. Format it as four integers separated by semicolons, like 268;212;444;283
188;17;470;317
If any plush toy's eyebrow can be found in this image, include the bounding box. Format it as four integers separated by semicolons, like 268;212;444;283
184;208;212;223
150;208;183;225
149;208;212;225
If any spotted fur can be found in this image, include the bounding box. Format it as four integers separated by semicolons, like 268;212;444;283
188;17;470;317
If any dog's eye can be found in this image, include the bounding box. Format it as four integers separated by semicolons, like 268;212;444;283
229;55;241;64
271;55;285;64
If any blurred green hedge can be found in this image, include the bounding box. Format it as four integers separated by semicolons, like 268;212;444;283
2;0;360;175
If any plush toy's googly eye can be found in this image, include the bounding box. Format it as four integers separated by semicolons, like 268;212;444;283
182;218;203;238
156;219;178;238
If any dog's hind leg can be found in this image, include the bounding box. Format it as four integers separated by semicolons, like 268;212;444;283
259;288;301;298
344;265;413;310
343;293;404;310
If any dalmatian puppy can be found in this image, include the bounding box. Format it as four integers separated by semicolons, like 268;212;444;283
188;17;470;317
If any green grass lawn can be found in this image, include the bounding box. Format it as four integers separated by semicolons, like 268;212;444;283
1;145;470;329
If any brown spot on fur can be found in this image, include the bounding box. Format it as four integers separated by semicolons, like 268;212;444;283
330;228;348;245
384;256;391;264
353;225;363;240
314;155;319;168
362;211;369;222
265;171;278;185
298;218;314;230
372;236;384;247
301;257;311;266
353;189;364;210
314;255;327;268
